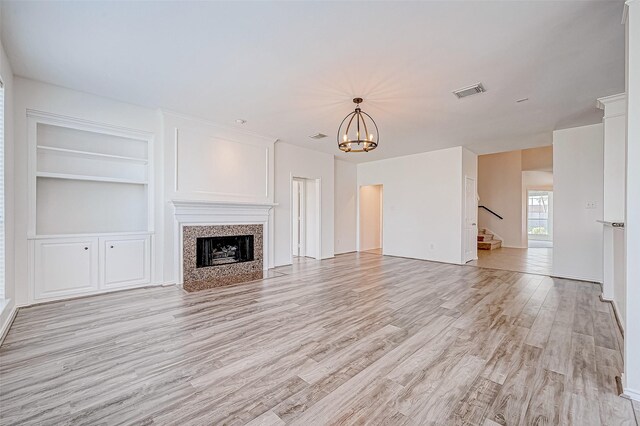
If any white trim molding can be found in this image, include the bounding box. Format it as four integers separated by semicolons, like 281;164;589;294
597;93;627;118
0;300;18;346
163;111;276;205
623;387;640;403
170;200;276;285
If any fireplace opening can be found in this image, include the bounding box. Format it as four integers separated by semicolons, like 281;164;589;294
196;235;254;268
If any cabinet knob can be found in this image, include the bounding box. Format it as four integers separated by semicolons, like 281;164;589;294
84;247;89;250
110;245;114;249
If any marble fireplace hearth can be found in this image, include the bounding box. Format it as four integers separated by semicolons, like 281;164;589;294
182;224;263;292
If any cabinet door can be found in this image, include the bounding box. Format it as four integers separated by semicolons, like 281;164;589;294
34;238;99;300
101;235;150;288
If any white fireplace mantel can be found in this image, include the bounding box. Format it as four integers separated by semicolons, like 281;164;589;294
170;199;276;284
171;199;277;218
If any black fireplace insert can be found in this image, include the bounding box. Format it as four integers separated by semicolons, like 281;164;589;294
196;235;254;268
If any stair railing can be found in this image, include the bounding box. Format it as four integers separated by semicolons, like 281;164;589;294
478;205;503;220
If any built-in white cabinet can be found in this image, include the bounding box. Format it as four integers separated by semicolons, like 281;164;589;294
27;111;154;303
101;235;150;289
33;234;151;301
34;237;99;300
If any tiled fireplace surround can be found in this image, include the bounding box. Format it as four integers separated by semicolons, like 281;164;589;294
182;224;263;291
171;200;275;292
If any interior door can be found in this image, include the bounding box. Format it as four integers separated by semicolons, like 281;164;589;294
292;179;305;257
464;176;478;262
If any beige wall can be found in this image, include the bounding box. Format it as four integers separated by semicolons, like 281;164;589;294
522;146;553;171
359;185;382;251
477;150;526;248
522;170;553;189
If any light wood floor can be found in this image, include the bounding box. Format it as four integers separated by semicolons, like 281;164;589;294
468;247;553;276
0;253;636;425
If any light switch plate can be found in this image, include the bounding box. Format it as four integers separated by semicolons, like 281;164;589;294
585;201;598;209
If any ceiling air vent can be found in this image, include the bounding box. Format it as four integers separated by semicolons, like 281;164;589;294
453;83;486;99
309;133;327;140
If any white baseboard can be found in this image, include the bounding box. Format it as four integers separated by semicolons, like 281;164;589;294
623;387;640;402
600;295;625;336
24;281;166;307
550;270;602;284
0;300;19;347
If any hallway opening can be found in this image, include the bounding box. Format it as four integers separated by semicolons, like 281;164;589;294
359;184;383;255
291;177;321;261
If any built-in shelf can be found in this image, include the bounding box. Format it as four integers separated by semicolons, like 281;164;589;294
36;172;148;185
37;145;148;164
27;112;155;303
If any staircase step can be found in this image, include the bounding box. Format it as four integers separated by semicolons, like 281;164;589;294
478;240;502;250
477;234;494;242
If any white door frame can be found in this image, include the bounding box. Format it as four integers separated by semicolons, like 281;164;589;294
292;178;306;257
289;174;321;263
464;175;478;263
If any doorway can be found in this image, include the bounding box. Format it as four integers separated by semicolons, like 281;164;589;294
527;190;553;248
291;177;321;260
464;176;478;262
359;185;383;254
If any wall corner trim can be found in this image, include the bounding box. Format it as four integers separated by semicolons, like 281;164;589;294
0;303;19;347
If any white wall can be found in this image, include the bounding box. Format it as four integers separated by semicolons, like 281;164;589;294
624;0;640;402
334;159;357;254
359;185;382;251
163;112;275;204
12;77;162;307
161;112;276;282
0;36;16;337
477;150;526;247
273;142;334;266
552;123;603;283
358;146;469;265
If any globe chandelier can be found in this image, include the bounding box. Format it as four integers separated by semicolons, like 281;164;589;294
337;98;379;153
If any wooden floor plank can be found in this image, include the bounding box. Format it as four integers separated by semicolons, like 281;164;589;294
523;368;565;425
0;253;634;425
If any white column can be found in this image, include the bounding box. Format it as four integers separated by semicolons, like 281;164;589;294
597;94;626;303
624;0;640;402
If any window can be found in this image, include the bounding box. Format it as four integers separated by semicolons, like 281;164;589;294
0;78;4;299
528;191;551;237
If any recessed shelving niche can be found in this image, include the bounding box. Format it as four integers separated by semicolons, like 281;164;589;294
28;112;153;236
